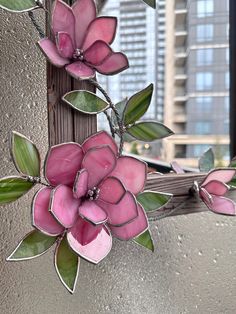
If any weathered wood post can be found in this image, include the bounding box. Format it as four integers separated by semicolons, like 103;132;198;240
46;0;97;146
44;0;235;219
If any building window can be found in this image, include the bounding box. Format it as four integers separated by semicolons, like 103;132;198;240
224;119;230;134
225;96;229;114
226;47;229;64
197;24;213;42
196;97;212;112
197;0;214;18
226;23;229;39
194;122;211;134
225;72;230;89
196;72;213;90
197;49;213;66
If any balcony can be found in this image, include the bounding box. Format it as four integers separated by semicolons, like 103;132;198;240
173;111;187;123
175;47;187;66
175;0;187;10
174;67;187;86
175;27;187;47
175;1;187;26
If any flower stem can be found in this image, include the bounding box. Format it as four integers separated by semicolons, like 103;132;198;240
88;79;124;156
26;176;49;187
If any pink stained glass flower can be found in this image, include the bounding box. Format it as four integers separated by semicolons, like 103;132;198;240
199;168;236;216
37;0;129;80
32;131;148;264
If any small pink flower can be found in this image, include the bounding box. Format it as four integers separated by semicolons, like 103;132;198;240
38;0;129;79
32;131;148;264
199;168;236;216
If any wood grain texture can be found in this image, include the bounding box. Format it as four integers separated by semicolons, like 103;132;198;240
46;0;96;146
44;0;235;221
146;173;236;219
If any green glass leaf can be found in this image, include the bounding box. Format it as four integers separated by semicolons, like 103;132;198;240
11;132;40;177
229;178;236;188
63;90;109;114
7;230;57;261
137;191;172;213
199;148;214;172
55;237;80;294
0;0;40;12
123;132;136;143
124;84;153;125
111;99;127;126
127;121;174;142
142;0;156;9
134;230;154;252
0;176;33;205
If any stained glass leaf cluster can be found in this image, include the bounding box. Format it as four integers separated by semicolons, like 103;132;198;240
113;85;174;142
0;132;40;204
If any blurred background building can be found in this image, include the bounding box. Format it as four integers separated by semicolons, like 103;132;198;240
98;0;229;168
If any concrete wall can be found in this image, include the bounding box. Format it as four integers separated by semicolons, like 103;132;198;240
0;8;236;314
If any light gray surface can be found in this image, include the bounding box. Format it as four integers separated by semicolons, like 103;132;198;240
0;9;236;314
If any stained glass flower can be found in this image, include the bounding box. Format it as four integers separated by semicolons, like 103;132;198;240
32;131;148;264
199;168;236;216
38;0;129;79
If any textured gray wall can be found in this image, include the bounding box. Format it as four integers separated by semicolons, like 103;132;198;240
0;9;236;314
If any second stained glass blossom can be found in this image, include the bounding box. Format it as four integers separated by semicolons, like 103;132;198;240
38;0;129;79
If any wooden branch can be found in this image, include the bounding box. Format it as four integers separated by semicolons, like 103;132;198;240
146;173;236;219
46;0;97;146
44;1;235;222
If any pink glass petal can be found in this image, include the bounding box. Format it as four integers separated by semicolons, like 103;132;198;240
208;195;236;216
73;169;88;199
32;187;64;236
200;187;213;207
38;38;70;67
109;204;148;240
82;146;117;189
50;185;80;228
68;217;102;246
79;200;107;225
84;40;113;66
82;131;118;155
95;52;129;75
99;177;126;204
110;156;147;195
52;0;75;45
45;143;83;187
171;161;185;174
203;180;229;196
82;17;117;51
72;0;96;48
56;31;74;59
96;191;138;226
202;169;236;186
67;218;112;264
65;61;95;80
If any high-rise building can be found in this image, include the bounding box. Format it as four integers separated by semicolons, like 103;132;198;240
164;0;229;167
98;0;166;153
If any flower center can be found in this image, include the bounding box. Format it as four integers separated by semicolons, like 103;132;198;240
87;187;100;201
73;49;84;61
